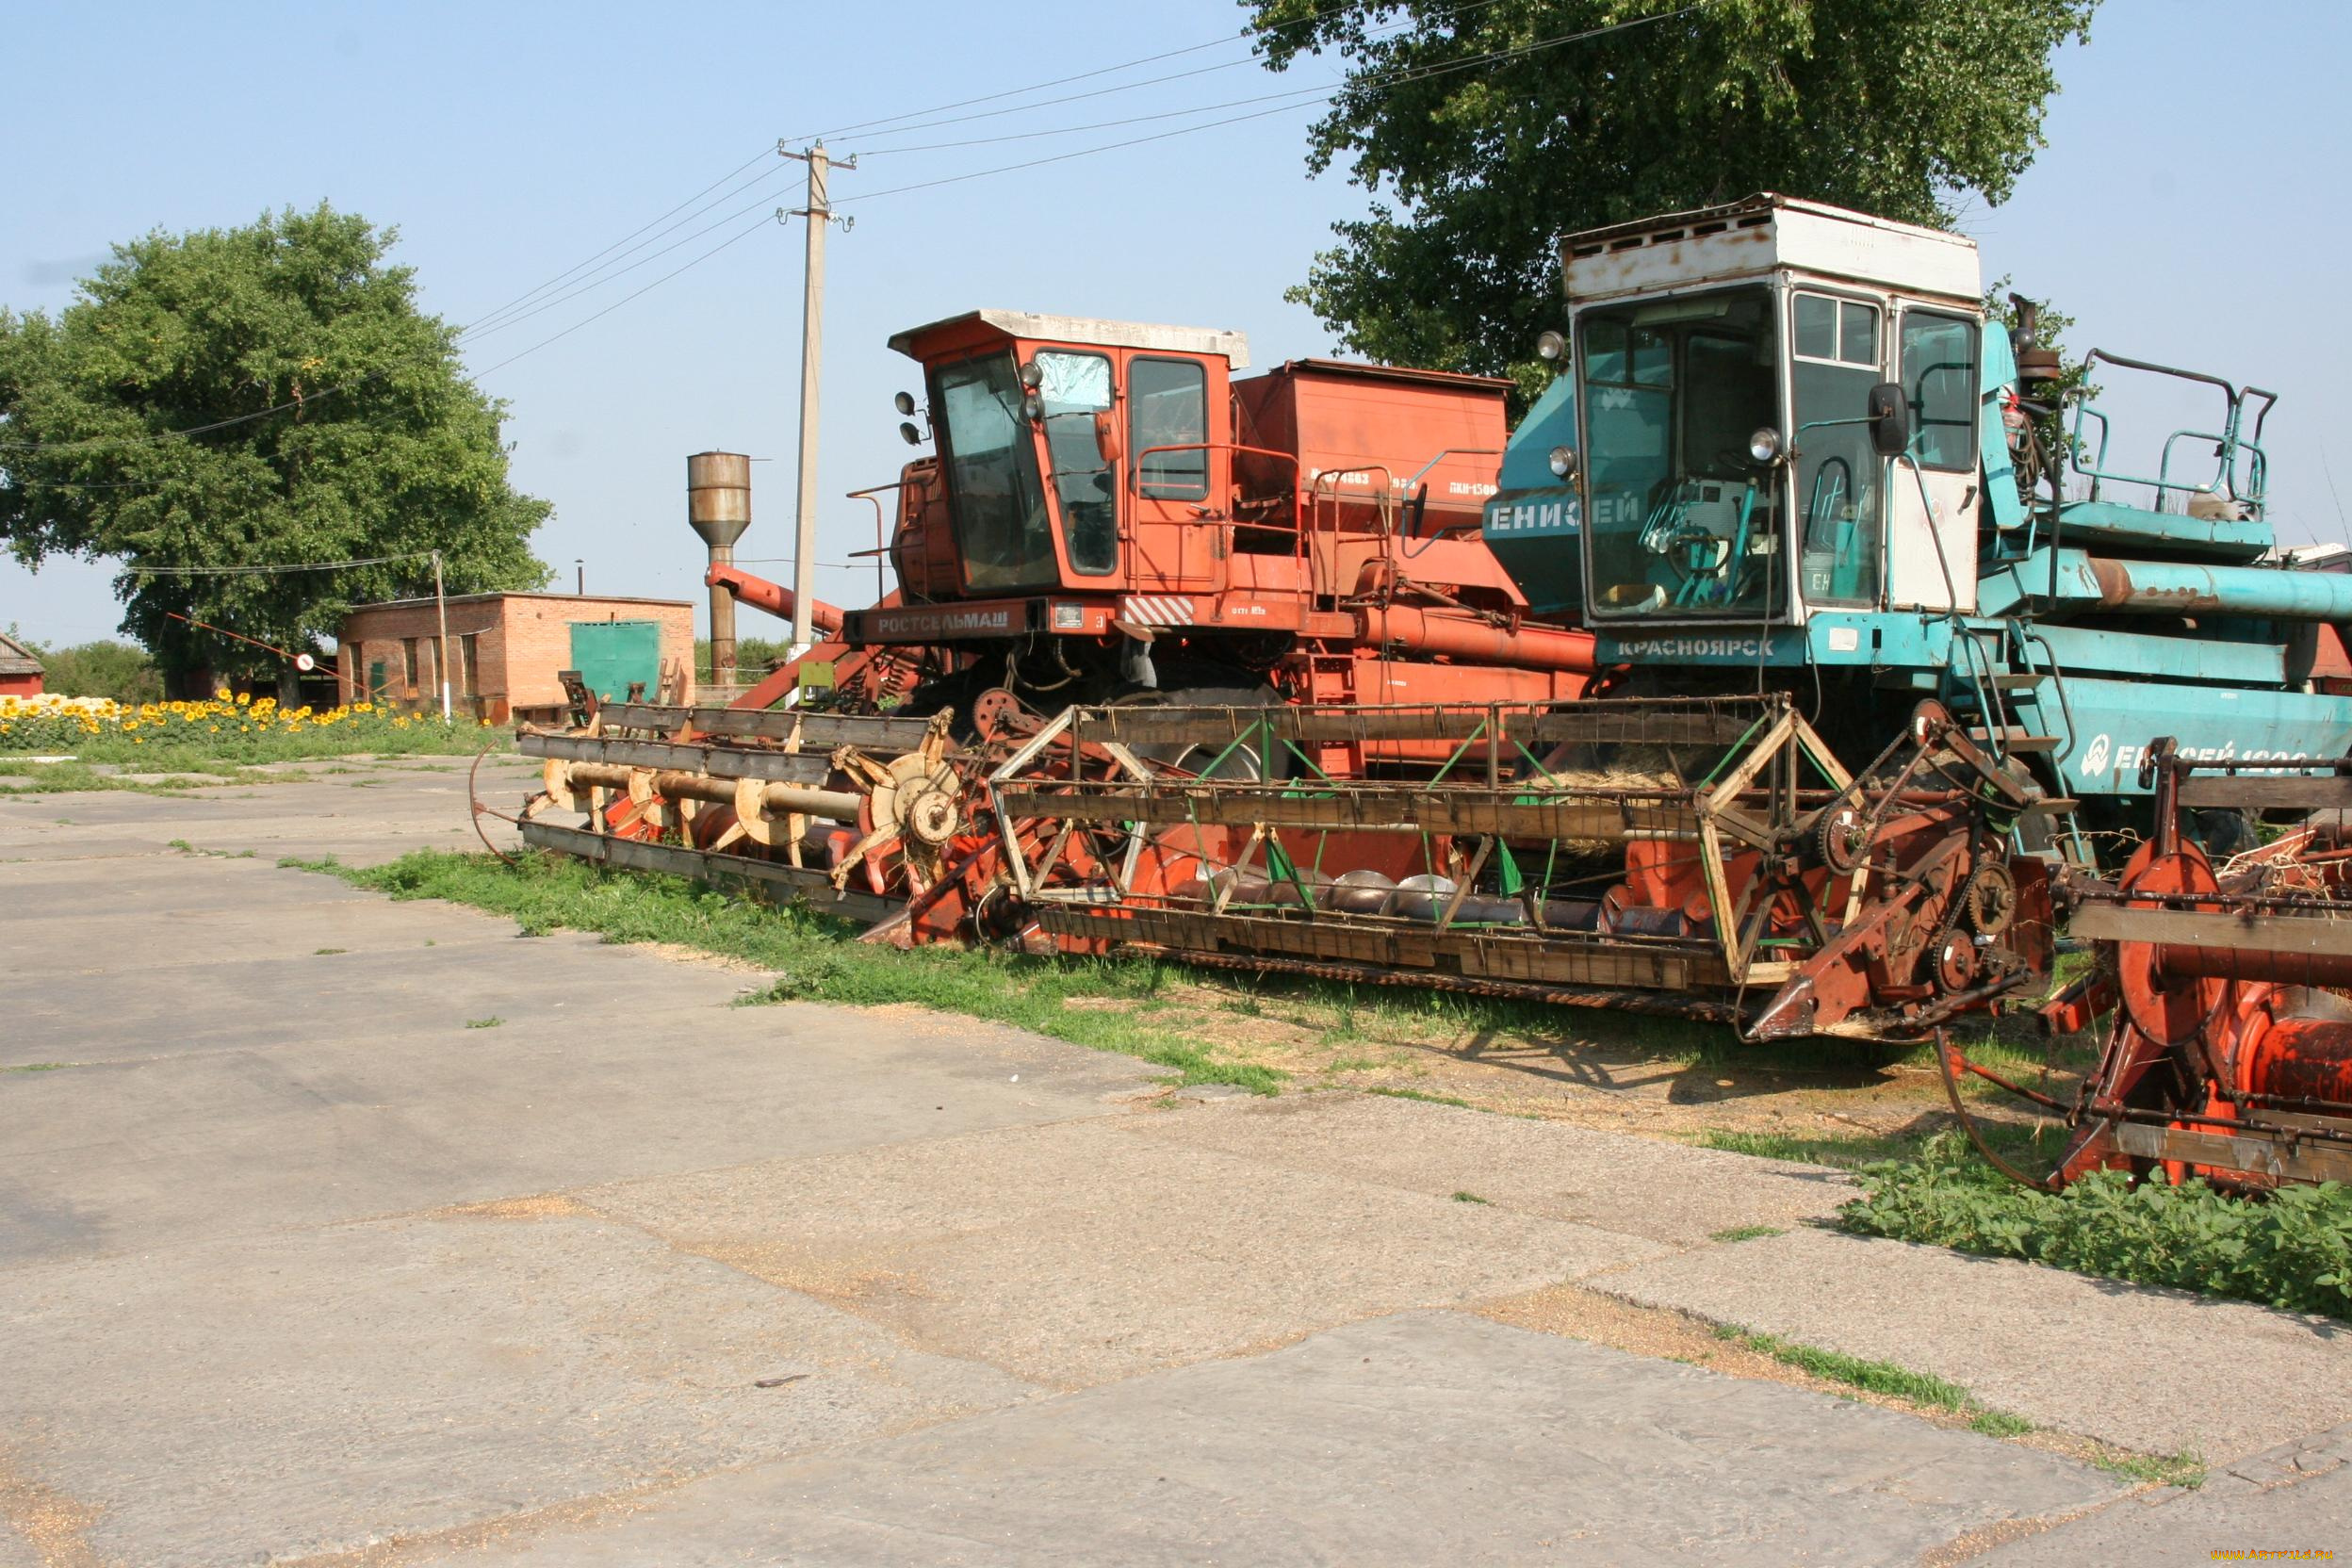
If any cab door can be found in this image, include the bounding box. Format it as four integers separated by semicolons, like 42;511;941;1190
1883;307;1983;612
1121;353;1223;595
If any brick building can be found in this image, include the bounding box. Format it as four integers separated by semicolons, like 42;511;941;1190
336;593;695;724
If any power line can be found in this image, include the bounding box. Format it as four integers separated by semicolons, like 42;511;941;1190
853;0;1642;158
127;551;439;576
855;81;1339;157
841;100;1328;206
2;475;172;490
3;4;1702;447
459;178;797;344
788;0;1511;147
784;10;1296;143
460;159;797;339
466;216;776;378
456;144;778;335
839;8;1701;207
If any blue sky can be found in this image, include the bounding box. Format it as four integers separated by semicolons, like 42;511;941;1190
5;0;2348;647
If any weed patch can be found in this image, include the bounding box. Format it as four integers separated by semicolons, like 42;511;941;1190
1361;1086;1477;1111
286;849;1284;1093
1839;1134;2352;1322
1698;1119;2058;1171
1707;1224;1786;1244
1711;1325;2029;1431
2091;1448;2207;1489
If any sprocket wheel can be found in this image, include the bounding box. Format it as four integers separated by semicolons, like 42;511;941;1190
1964;861;2017;936
1932;927;1981;994
1815;802;1871;875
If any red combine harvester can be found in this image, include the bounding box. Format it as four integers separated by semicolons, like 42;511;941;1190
717;312;1596;743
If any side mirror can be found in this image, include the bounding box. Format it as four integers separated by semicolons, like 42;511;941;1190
1867;383;1910;459
1092;410;1124;466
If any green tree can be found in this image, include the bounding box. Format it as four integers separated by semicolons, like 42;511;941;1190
13;634;163;704
1247;0;2099;398
0;204;550;692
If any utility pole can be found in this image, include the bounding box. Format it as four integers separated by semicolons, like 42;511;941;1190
779;140;855;662
432;549;452;723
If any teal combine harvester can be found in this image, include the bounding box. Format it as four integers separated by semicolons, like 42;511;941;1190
1483;193;2352;858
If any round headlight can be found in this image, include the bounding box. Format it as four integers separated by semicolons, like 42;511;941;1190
1535;330;1567;363
1547;445;1578;480
1018;361;1045;390
1021;394;1044;421
1748;426;1784;465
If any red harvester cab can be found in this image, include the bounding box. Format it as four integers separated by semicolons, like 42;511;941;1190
845;310;1593;720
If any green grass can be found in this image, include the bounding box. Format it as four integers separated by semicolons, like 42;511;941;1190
171;839;259;858
1696;1128;1919;1167
1360;1086;1477;1111
1;711;509;771
1696;1117;2061;1171
4;1062;72;1074
1839;1133;2352;1322
1451;1190;1491;1204
1713;1324;2033;1430
1707;1224;1787;1244
314;947;347;956
2091;1448;2208;1489
283;848;1285;1093
0;760;254;795
466;1016;504;1030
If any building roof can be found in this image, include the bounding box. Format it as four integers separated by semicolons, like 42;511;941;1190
343;591;693;615
887;309;1250;368
0;630;42;678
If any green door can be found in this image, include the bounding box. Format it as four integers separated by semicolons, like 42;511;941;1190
568;621;662;703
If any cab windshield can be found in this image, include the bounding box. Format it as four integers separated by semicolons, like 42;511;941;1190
935;354;1054;591
1580;287;1782;618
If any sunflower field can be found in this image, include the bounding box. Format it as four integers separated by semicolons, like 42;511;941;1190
0;692;509;769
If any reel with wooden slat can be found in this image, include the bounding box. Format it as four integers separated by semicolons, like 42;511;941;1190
514;700;976;923
952;694;2053;1037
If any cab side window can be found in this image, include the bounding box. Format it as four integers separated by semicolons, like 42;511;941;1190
1901;313;1980;472
1131;358;1208;500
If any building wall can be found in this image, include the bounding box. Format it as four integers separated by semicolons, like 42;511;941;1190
336;596;695;722
0;672;41;697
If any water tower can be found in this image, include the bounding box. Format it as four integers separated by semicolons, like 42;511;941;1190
687;450;751;689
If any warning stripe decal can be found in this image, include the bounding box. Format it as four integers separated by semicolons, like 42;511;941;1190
1119;596;1196;626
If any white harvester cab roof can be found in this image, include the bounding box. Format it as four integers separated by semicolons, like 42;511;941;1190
1559;193;1981;308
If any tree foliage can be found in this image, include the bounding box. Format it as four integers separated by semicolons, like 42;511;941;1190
10;633;162;704
0;205;550;683
1246;0;2099;393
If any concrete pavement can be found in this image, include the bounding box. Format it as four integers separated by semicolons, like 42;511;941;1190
2;758;2346;1564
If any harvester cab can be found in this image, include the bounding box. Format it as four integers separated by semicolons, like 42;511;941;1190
843;310;1596;720
1487;192;2352;841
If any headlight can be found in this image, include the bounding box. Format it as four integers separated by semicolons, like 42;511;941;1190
1547;445;1578;480
1748;427;1783;465
1535;330;1567;363
1021;393;1044;421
